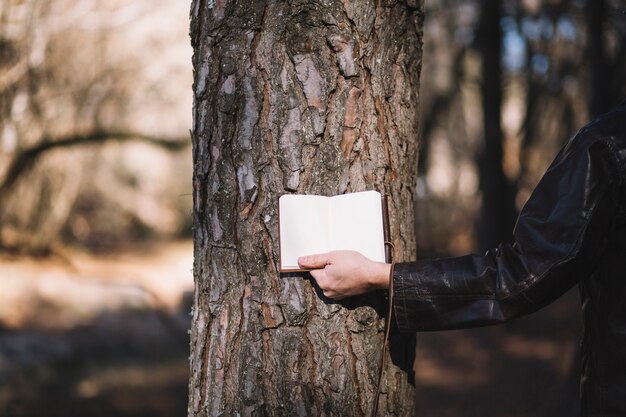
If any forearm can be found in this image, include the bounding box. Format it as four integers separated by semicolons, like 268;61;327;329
392;202;613;332
392;252;536;331
391;132;621;332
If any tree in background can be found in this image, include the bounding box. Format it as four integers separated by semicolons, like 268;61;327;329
188;0;423;415
476;0;517;250
417;0;626;255
0;0;192;252
414;1;626;416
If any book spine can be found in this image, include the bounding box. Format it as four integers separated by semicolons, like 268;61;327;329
382;194;392;263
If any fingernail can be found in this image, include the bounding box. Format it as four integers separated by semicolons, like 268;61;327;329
298;256;308;264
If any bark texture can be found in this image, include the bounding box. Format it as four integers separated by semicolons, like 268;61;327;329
189;1;423;416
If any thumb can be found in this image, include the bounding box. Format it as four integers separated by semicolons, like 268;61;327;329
298;252;333;269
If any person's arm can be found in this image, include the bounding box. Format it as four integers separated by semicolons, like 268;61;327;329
300;132;623;331
394;136;622;331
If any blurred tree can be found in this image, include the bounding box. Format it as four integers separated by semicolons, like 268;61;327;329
586;0;609;117
0;0;192;252
188;0;422;415
476;0;516;250
417;0;626;254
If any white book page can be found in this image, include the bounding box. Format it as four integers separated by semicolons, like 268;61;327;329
279;195;331;270
329;191;386;263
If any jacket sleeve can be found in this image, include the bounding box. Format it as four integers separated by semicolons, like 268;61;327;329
393;132;623;332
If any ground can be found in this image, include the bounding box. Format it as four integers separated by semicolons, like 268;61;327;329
0;240;193;417
414;288;582;416
0;240;581;416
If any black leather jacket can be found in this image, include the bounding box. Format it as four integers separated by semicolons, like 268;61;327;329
393;102;626;416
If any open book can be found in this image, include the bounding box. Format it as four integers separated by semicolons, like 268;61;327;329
278;190;389;272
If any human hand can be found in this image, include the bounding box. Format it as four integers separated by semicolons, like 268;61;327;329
297;250;391;300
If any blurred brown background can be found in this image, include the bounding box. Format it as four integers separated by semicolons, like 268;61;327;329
1;0;625;416
1;1;193;416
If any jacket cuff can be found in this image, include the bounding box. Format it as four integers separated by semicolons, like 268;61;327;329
391;260;498;332
392;261;422;332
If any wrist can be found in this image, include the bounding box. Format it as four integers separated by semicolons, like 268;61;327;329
370;262;392;290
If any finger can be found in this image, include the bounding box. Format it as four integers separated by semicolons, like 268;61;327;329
310;269;333;298
298;252;333;269
311;269;338;297
323;289;345;301
309;268;327;284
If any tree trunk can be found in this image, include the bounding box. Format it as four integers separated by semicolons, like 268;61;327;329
585;0;609;118
188;1;423;416
476;0;515;251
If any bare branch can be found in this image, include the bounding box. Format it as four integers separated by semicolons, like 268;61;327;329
0;131;189;201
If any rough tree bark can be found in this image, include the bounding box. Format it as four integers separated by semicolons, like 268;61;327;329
189;1;423;416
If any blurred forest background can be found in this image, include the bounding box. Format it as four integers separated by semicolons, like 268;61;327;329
0;0;193;416
1;0;625;416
